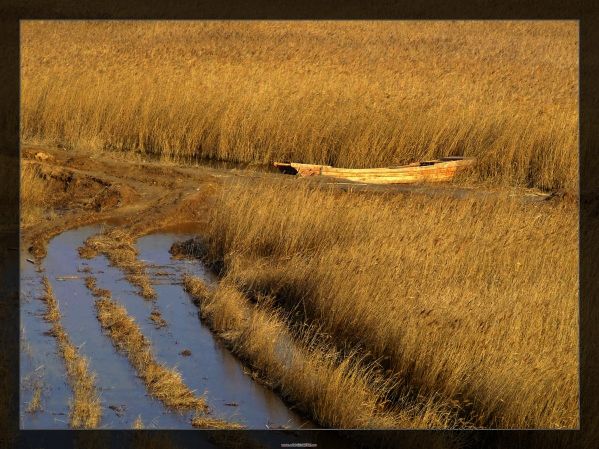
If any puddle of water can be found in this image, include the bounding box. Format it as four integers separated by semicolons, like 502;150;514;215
20;226;316;429
116;232;314;429
22;226;190;429
20;248;71;429
20;225;316;430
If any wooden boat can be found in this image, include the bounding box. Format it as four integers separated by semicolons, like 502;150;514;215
273;156;476;185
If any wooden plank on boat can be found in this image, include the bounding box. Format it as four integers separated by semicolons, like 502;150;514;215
273;157;476;184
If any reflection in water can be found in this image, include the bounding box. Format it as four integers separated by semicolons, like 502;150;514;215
20;226;315;430
24;226;188;429
135;233;314;429
20;250;71;429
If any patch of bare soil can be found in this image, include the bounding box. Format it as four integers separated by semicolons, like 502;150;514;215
21;144;221;260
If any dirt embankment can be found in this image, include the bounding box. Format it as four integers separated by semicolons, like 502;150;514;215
20;144;574;261
21;145;222;259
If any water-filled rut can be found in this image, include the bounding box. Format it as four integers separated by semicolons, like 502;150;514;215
20;226;313;429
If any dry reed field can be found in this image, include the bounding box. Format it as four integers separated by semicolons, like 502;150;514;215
19;20;579;433
191;179;578;429
183;274;462;429
21;21;578;192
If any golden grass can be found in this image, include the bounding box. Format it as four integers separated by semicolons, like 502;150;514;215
80;229;156;299
41;277;102;428
25;383;43;414
132;415;144;429
21;21;578;192
191;414;245;429
20;162;50;228
150;307;167;329
85;276;206;413
184;274;464;429
190;179;578;429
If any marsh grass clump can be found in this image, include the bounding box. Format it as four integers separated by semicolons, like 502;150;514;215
150;307;167;329
197;179;578;429
25;383;43;414
21;21;578;193
20;162;49;228
80;229;156;299
190;414;245;429
132;415;144;429
41;277;102;428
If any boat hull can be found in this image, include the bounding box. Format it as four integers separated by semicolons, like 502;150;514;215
274;157;476;185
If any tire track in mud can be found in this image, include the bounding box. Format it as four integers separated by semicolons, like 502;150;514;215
77;231;247;428
26;226;192;429
74;230;243;428
78;231;311;429
39;276;102;428
79;229;157;300
85;276;238;429
20;251;71;428
134;233;312;429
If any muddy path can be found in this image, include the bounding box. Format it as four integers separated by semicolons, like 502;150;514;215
21;144;216;259
21;143;560;262
21;225;314;429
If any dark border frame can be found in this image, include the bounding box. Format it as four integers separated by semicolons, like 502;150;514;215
1;2;597;448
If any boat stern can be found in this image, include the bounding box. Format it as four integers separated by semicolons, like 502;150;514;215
273;162;299;175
